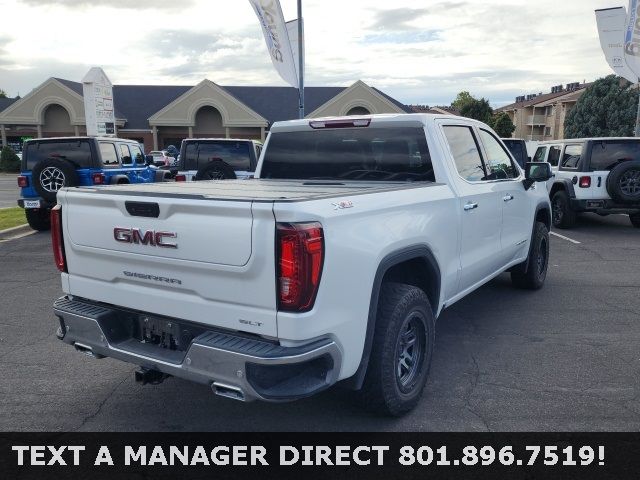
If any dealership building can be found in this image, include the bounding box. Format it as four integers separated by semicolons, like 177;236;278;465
0;76;412;152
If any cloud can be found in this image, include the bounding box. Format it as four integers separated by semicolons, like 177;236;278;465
18;0;193;10
370;8;430;31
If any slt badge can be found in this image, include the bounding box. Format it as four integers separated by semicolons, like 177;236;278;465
332;200;354;211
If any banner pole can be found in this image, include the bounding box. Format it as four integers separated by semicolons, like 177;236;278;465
298;0;304;119
635;78;640;137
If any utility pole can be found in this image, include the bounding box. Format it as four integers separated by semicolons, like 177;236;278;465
297;0;304;119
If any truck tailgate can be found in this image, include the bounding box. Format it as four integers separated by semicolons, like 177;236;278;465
58;188;278;337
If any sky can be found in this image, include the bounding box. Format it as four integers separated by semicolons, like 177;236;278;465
0;0;624;108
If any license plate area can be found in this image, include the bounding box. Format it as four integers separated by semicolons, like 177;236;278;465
24;200;41;209
137;315;190;351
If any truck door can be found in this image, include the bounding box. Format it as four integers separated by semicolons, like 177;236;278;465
441;124;503;292
477;128;531;264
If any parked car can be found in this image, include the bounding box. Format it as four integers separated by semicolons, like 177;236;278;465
50;114;552;416
533;138;640;228
17;137;171;231
175;138;262;181
501;138;530;168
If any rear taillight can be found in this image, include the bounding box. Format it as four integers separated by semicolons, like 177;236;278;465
17;176;29;188
50;205;67;273
92;172;106;185
276;222;324;312
175;174;186;182
579;176;591;188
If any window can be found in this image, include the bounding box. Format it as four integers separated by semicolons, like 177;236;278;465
589;140;640;171
183;143;198;169
533;146;547;163
548;146;561;167
261;127;434;182
479;129;517;179
99;142;119;166
443;126;485;182
561;144;582;169
544;127;551;137
197;141;252;171
119;144;132;165
129;144;145;165
24;140;92;170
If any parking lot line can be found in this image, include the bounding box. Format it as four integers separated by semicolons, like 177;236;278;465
550;231;581;244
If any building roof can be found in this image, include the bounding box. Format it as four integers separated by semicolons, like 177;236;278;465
12;79;411;130
496;84;589;112
0;97;19;112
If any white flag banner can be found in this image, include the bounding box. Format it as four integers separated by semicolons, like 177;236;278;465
625;0;640;79
596;7;637;82
249;0;299;88
286;19;304;84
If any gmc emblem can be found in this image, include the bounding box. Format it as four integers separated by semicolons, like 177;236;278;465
114;227;178;249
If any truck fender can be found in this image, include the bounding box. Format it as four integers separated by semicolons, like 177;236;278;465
520;203;552;274
344;245;441;390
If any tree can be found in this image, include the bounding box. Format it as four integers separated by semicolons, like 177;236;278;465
564;75;638;138
0;89;7;99
0;146;20;173
490;112;516;137
460;97;493;124
451;91;475;111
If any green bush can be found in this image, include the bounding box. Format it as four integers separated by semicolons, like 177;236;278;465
0;146;20;173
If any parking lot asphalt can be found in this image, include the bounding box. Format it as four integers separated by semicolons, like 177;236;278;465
0;174;19;209
0;213;638;432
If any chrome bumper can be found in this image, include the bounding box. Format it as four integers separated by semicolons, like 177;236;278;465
53;296;342;402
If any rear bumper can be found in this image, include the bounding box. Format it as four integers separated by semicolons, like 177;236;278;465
570;198;640;214
53;296;342;402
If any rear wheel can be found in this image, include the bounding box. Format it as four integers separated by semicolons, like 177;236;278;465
511;221;549;290
630;213;640;228
551;190;576;229
359;282;434;416
25;208;50;231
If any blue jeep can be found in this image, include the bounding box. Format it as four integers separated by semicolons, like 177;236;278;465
17;137;170;231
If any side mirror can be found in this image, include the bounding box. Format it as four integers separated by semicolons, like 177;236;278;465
523;162;552;190
145;154;154;166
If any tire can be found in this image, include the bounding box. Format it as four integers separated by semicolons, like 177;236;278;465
630;213;640;228
31;158;79;202
358;282;435;416
606;160;640;204
194;160;237;181
551;190;576;228
511;221;549;290
25;208;51;232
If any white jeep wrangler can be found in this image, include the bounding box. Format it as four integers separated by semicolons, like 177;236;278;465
533;138;640;228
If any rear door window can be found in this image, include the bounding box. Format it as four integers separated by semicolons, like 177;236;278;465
533;146;547;162
561;144;582;170
548;145;562;167
589;140;640;171
99;142;119;166
119;144;133;166
23;140;92;170
443;126;486;182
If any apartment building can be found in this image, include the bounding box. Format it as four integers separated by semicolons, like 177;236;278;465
496;82;588;140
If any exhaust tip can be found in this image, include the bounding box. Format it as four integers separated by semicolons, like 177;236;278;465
212;382;245;401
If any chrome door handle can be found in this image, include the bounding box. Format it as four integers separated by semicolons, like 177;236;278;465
464;202;478;211
503;195;514;202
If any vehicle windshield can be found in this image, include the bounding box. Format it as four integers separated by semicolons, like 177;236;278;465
589;140;640;171
260;127;434;182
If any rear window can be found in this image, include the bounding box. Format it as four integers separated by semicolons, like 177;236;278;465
589;140;640;171
261;127;434;182
183;141;252;171
23;140;92;170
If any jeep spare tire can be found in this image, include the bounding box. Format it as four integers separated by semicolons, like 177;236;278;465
606;160;640;204
194;159;237;181
32;158;79;202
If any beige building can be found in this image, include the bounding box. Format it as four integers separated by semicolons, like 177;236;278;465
0;78;411;152
496;82;588;141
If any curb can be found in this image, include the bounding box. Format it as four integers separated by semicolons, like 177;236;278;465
0;223;33;240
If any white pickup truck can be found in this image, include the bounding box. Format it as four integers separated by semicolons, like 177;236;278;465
51;114;552;416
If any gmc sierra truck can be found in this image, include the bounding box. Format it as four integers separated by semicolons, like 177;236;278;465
51;114;553;416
